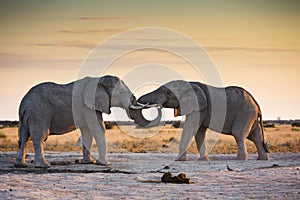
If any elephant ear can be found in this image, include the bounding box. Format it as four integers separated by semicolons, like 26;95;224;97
83;79;111;114
177;83;207;116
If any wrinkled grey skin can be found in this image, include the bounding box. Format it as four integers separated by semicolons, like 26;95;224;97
136;80;269;161
15;75;159;168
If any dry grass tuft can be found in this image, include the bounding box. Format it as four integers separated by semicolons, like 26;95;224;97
0;132;7;139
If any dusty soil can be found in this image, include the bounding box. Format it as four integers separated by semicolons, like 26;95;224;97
0;152;299;199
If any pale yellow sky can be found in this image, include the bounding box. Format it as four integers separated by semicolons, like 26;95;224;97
0;0;299;120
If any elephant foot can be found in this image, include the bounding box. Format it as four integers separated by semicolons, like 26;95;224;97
175;155;188;161
236;155;248;160
14;162;27;168
96;160;110;166
198;156;210;161
80;158;96;164
34;160;51;168
257;154;269;160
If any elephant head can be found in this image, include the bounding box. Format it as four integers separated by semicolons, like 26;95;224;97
133;80;207;127
78;75;162;126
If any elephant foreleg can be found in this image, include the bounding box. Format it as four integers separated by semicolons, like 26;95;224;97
85;111;109;166
177;112;201;161
80;127;95;164
92;121;108;165
195;127;209;160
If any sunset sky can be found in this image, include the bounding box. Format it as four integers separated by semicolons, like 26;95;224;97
0;0;299;120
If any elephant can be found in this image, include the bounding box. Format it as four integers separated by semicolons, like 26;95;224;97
133;80;269;161
15;75;161;168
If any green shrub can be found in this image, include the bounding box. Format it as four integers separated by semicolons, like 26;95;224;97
0;121;18;128
172;121;181;128
263;123;275;128
105;121;117;130
292;122;300;127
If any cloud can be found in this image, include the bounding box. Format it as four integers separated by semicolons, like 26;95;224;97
60;41;97;49
205;46;300;52
58;28;126;34
58;30;83;34
79;17;131;21
28;40;97;50
0;53;33;63
87;28;126;33
27;43;57;47
0;52;82;69
27;40;300;53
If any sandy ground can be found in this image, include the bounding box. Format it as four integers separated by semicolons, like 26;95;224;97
0;152;299;199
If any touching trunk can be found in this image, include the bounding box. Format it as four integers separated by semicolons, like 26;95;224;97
129;107;162;128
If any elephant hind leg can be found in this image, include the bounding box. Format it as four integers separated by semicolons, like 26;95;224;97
233;135;248;160
30;126;51;168
247;125;269;160
15;125;30;168
232;121;254;160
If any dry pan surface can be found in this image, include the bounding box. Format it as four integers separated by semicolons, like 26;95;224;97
0;152;299;199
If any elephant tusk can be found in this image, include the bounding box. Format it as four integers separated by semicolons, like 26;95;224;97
131;102;162;109
129;105;145;109
137;102;161;108
136;102;149;107
145;103;161;108
130;102;149;109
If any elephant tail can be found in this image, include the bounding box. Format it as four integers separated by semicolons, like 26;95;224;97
19;108;30;130
258;111;269;153
246;89;269;153
18;110;30;144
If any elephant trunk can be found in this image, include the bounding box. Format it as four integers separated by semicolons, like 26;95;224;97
128;107;162;128
138;91;157;105
129;90;164;128
126;94;162;128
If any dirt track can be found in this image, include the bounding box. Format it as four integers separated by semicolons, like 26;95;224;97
0;152;299;199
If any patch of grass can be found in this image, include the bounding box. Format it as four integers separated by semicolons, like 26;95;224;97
0;132;7;139
291;128;299;132
0;124;300;154
44;144;81;152
0;139;18;151
113;138;163;153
